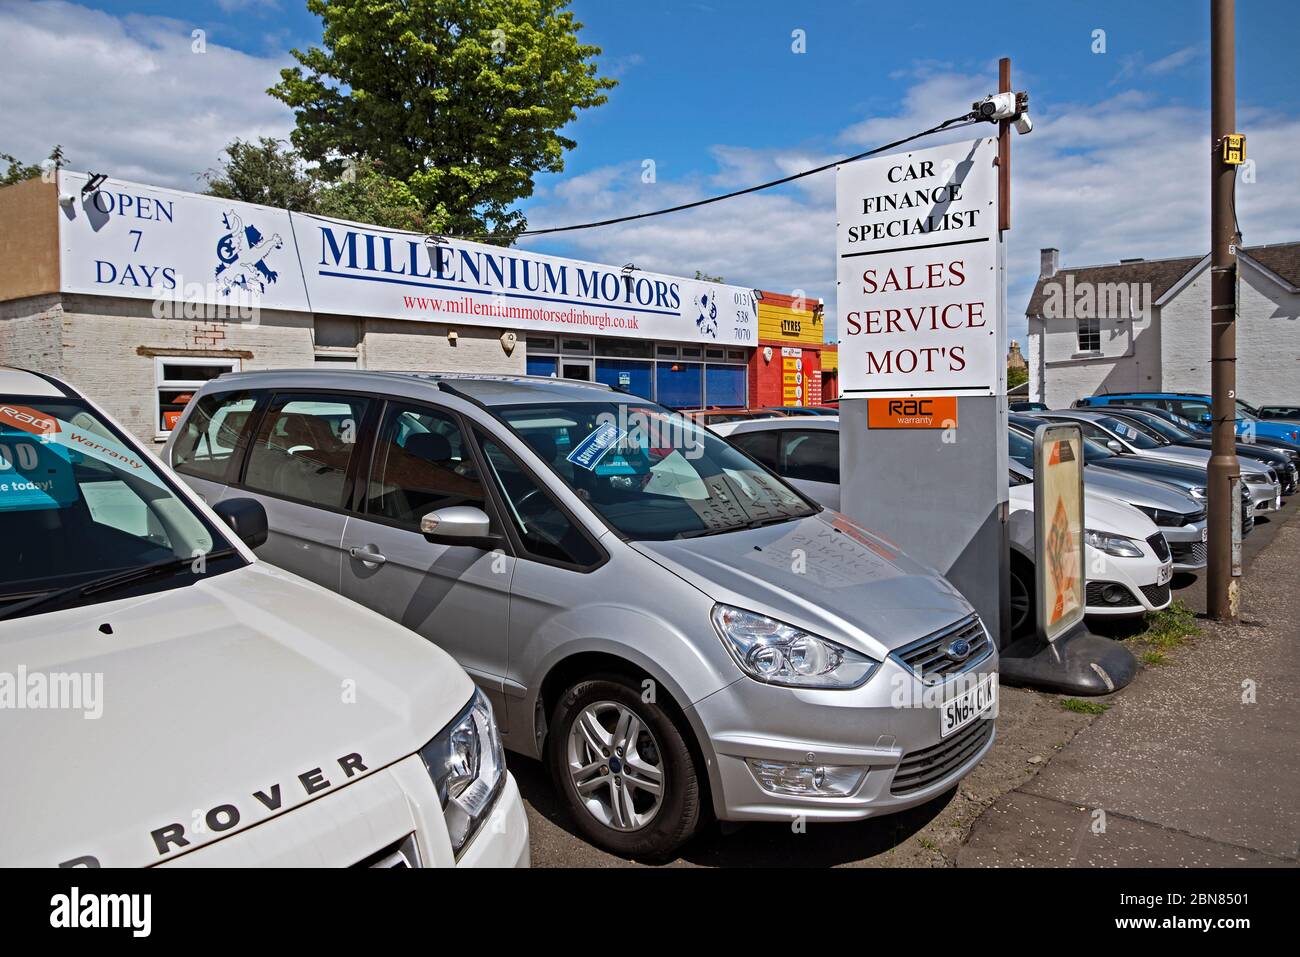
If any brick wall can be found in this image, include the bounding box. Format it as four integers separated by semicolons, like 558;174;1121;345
1;293;525;446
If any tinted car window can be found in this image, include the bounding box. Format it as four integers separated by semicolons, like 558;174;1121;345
365;403;484;527
1097;415;1162;449
478;434;601;566
729;431;779;471
243;393;370;508
1171;400;1211;420
172;390;260;481
779;430;839;483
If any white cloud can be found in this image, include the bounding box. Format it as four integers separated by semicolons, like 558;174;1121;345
0;0;293;190
5;8;1296;350
526;68;1300;348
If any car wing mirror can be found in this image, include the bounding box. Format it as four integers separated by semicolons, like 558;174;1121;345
1106;439;1124;453
420;506;501;549
213;497;269;550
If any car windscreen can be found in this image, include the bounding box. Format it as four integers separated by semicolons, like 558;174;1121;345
1010;426;1111;468
493;400;817;540
1098;414;1166;448
1113;411;1189;442
0;397;241;617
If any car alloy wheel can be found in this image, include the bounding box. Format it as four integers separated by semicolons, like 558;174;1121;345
566;700;665;831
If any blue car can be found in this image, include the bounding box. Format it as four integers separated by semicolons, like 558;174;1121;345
1076;392;1300;449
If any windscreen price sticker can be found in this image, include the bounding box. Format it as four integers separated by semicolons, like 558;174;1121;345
836;138;1000;398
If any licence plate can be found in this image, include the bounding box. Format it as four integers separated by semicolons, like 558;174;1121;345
1157;562;1172;586
1201;527;1208;543
941;675;997;738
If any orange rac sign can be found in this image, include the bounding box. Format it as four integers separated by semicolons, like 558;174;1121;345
867;396;957;429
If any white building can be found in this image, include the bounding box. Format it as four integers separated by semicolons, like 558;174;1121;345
1026;242;1300;408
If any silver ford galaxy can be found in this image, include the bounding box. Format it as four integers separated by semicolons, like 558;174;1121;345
165;371;998;859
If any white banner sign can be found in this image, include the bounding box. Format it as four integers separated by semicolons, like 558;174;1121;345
836;138;1001;397
290;212;757;345
56;172;757;346
58;171;311;313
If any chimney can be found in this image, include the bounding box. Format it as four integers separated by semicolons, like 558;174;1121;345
1040;248;1059;278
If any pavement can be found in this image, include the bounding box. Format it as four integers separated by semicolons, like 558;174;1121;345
959;500;1300;867
520;496;1300;867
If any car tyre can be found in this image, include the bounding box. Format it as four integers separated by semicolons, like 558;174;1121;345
548;674;701;860
1009;553;1036;642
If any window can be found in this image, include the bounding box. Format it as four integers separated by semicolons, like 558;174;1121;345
595;359;654;399
495;401;814;541
729;431;779;471
243;393;370;509
1171;400;1212;422
595;339;654;359
561;337;593;354
778;430;839;484
172;390;260;482
364;403;483;527
655;362;702;408
478;434;602;567
704;365;747;408
155;357;240;438
526;336;557;352
1076;317;1101;353
1;397;238;617
526;356;558;378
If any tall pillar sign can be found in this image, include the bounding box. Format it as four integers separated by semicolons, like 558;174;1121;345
835;137;1008;644
836;138;1000;397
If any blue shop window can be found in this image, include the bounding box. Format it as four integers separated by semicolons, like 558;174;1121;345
705;365;747;408
595;359;653;399
527;356;558;378
655;362;702;409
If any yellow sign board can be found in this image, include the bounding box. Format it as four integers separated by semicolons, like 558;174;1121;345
1223;133;1246;165
758;302;823;345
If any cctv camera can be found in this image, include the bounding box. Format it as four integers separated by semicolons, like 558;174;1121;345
973;92;1017;122
1014;113;1033;135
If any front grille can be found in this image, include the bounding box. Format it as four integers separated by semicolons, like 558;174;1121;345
1140;582;1171;606
1086;581;1139;607
353;833;422;868
1171;540;1207;565
1183;507;1207;524
891;718;994;796
1146;533;1170;562
892;615;993;684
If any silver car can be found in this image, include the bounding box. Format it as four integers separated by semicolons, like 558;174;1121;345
165;371;998;859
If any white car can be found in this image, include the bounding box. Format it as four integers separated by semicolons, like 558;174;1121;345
1007;472;1173;635
0;368;529;867
715;416;1173;639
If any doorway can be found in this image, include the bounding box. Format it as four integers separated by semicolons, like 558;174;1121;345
561;359;593;381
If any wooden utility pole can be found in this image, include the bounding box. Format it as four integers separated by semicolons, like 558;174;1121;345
1207;0;1241;621
998;57;1011;231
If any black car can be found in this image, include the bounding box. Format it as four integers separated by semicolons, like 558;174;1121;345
1104;407;1298;496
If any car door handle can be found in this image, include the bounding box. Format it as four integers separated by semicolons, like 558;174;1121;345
349;545;387;566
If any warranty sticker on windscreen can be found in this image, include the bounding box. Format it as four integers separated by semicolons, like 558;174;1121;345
566;421;626;471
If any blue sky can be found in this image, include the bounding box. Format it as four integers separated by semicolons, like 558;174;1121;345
4;0;1300;343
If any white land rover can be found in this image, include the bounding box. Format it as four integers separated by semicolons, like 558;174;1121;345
0;368;528;867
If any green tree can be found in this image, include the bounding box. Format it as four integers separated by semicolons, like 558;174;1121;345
693;269;725;283
201;138;319;210
1;146;65;186
316;158;429;231
1007;365;1029;391
269;0;615;240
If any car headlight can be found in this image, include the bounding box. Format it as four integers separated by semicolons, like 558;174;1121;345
711;604;879;689
418;688;506;856
1189;486;1208;500
1085;529;1144;558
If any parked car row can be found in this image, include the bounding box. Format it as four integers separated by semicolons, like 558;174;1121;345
2;368;999;865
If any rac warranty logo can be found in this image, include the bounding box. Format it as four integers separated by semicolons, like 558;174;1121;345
215;209;283;296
